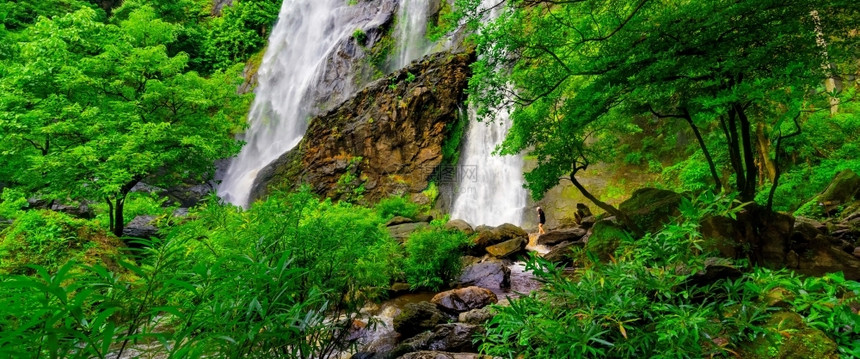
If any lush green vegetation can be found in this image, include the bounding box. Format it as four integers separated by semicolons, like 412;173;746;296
480;194;860;357
0;0;284;237
0;188;466;358
454;0;860;221
1;0;859;357
403;224;470;290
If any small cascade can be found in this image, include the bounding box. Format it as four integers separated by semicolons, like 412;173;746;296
218;0;390;207
450;107;528;226
392;0;431;69
448;0;528;227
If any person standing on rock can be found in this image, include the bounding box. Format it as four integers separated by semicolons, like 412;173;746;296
536;206;546;234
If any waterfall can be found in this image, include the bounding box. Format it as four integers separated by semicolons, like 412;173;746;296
219;0;527;224
450;1;527;227
218;0;388;206
392;0;431;69
450;107;527;226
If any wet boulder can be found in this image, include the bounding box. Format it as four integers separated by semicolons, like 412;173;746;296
543;241;585;265
122;215;160;239
537;228;586;246
458;307;493;325
471;223;527;255
444;219;474;235
431;286;497;313
618;188;684;234
458;261;510;289
393;301;452;339
388;222;430;242
390;324;483;357
485;237;527;258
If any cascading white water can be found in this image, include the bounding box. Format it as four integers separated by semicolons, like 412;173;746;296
450;1;527;227
450;107;527;226
392;0;431;69
218;0;382;206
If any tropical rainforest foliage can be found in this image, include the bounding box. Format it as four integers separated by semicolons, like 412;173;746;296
0;0;859;358
457;0;860;218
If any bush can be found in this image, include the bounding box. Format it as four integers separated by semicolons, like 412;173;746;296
375;195;424;220
478;193;860;358
0;187;403;358
0;210;121;275
201;0;281;72
402;226;469;290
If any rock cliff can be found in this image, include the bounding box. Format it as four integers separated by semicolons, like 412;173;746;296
249;50;474;203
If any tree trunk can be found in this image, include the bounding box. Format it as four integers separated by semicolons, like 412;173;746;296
734;104;757;201
682;110;722;192
106;197;115;235
112;195;125;237
569;172;640;235
111;178;142;238
723;109;745;192
756;122;776;183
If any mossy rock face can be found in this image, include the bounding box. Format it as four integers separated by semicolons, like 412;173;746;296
739;311;839;359
249;50;475;204
585;220;629;262
797;169;860;217
0;210;124;275
618;188;683;234
819;169;860;205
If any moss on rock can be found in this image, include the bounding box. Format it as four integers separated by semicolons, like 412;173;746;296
739;311;839;359
585;220;629;262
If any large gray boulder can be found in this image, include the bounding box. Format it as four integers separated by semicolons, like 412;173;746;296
390;324;483;357
444;219;474;235
431;286;497;314
485;237;527;258
537;228;586;246
619;188;684;234
393;302;452;339
543;241;585;265
458;261;510;289
122;215;160;239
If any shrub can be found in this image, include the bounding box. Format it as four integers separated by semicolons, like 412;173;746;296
0;210;120;275
352;28;366;45
0;187;403;358
402;226;469;290
375;195;424;220
478;193;860;358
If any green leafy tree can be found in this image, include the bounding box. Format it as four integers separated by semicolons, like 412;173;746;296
203;0;281;71
456;0;859;224
0;7;245;237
